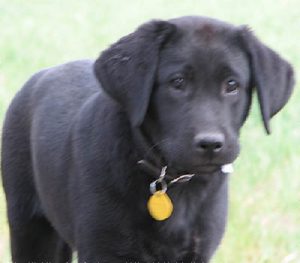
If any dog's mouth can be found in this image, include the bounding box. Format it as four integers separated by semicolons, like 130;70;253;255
135;128;235;181
167;164;221;176
138;159;233;183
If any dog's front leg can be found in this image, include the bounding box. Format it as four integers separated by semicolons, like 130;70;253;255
77;253;132;263
77;238;137;263
75;205;137;263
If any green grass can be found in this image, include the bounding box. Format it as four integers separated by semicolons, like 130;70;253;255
1;0;299;262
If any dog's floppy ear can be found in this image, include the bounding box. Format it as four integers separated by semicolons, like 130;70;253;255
94;20;175;127
239;27;294;134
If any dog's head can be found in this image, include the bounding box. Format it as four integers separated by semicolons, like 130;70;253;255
94;16;294;174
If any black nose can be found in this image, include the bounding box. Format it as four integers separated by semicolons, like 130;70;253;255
194;133;224;153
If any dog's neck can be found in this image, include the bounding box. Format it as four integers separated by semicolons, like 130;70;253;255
132;126;164;170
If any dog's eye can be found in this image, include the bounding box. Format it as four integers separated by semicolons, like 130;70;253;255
170;76;185;90
223;79;239;95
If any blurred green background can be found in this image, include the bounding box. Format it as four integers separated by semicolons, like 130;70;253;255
0;0;299;262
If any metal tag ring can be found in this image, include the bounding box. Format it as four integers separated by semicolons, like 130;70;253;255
150;179;168;194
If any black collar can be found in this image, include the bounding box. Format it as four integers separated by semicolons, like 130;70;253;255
132;126;165;170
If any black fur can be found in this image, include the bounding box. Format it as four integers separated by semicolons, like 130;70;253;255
239;27;294;133
1;16;294;263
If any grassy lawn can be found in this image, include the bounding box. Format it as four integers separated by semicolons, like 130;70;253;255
0;0;299;262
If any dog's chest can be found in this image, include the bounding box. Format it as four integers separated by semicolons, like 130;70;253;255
140;213;202;262
139;186;207;262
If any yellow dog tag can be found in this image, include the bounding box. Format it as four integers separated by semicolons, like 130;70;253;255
147;190;173;221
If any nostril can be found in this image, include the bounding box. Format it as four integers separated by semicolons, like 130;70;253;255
194;133;225;153
214;142;222;151
200;143;207;149
199;141;210;150
199;141;222;151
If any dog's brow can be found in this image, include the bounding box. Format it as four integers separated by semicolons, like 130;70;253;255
159;63;194;80
215;64;239;77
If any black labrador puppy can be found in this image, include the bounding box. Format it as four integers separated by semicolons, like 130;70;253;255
1;16;294;263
